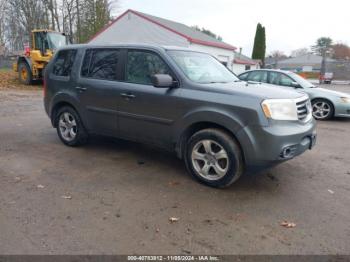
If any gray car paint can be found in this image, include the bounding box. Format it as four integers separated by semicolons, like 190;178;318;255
44;44;316;172
239;69;350;118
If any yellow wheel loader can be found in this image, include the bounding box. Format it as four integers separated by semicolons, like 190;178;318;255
13;30;70;84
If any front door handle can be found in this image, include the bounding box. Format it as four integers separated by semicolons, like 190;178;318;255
120;93;136;99
76;86;87;92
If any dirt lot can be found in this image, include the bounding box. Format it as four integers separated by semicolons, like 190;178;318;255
0;72;349;254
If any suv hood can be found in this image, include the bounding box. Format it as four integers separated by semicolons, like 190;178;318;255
197;81;306;100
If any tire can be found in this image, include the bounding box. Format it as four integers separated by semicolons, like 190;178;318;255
55;106;88;146
312;99;334;120
184;128;244;188
18;62;33;85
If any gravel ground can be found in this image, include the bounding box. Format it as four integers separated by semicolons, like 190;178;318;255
0;85;349;255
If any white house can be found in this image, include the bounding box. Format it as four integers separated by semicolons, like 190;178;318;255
88;9;259;74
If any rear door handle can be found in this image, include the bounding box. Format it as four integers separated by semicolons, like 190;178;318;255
76;86;87;92
120;93;136;99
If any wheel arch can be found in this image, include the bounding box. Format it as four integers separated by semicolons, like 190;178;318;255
311;97;334;106
175;121;246;165
17;56;32;70
50;101;80;128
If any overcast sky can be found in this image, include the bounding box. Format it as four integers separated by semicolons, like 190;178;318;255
116;0;349;56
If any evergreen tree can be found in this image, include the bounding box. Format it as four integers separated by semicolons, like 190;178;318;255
252;23;266;66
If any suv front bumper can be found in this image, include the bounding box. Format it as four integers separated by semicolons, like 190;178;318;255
236;119;317;171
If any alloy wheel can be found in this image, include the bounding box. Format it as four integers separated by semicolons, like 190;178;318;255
58;112;77;142
191;139;229;180
312;101;331;119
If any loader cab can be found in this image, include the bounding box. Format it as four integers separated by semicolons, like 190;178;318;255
32;30;69;56
14;30;70;85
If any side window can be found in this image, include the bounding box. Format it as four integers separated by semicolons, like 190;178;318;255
269;72;280;85
260;71;268;83
126;50;170;85
52;49;77;76
247;71;267;82
81;49;119;80
239;72;249;81
279;74;294;87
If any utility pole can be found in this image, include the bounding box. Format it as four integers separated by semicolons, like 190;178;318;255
320;48;326;76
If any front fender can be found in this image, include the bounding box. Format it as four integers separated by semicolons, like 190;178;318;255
173;106;247;158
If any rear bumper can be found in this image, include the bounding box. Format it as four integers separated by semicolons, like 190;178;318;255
236;119;317;170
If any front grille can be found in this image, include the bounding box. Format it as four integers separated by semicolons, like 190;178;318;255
296;97;311;122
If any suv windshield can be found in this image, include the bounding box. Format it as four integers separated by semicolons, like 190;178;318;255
167;50;239;84
47;33;67;50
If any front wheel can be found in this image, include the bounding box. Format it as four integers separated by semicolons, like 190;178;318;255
184;128;244;188
312;99;334;120
18;62;33;85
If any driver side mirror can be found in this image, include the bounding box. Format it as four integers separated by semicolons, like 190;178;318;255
291;81;302;88
151;74;178;88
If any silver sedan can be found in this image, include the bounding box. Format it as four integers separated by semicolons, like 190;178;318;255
238;69;350;120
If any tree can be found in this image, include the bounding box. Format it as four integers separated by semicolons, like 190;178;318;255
192;26;222;41
1;0;117;50
312;37;333;56
252;23;266;66
269;50;287;59
290;48;309;57
332;43;350;60
79;0;112;43
312;37;333;75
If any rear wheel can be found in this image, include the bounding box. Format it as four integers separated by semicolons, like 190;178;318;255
312;99;334;120
18;62;33;85
55;106;88;146
184;128;244;188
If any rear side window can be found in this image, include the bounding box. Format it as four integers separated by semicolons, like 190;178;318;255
52;49;77;76
81;49;119;80
126;50;170;85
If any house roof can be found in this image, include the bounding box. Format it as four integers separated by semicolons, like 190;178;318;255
234;52;259;65
89;9;237;51
277;53;335;65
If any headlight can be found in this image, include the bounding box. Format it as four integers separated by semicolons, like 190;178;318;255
262;99;298;121
340;97;350;103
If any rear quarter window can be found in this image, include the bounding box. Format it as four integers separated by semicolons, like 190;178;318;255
52;49;77;77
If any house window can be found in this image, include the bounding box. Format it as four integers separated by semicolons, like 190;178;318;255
245;65;251;70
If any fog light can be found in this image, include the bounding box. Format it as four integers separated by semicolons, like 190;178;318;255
280;146;297;159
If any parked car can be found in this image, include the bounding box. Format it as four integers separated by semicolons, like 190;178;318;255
44;45;316;188
319;72;333;84
238;69;350;120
